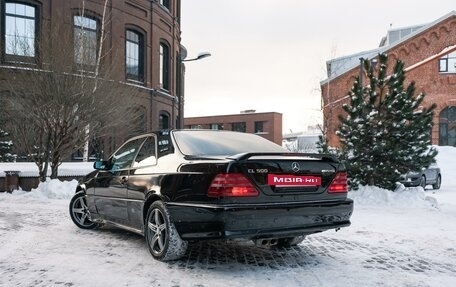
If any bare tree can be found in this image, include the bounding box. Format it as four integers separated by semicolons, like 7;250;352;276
80;0;110;161
1;6;142;180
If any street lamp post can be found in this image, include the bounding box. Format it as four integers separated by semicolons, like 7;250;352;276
176;51;211;129
183;52;211;62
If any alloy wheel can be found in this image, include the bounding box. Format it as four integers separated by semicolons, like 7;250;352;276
71;195;93;227
147;208;168;255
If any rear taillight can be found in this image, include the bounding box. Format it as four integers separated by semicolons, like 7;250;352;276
208;173;259;197
328;172;348;193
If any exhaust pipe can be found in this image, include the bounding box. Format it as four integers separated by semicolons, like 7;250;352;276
255;238;278;247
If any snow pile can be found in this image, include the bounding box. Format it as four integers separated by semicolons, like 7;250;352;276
349;185;438;209
12;178;78;200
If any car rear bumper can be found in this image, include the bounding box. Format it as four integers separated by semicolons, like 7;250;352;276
167;199;354;240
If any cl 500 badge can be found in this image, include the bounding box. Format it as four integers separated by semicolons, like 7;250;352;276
247;169;268;173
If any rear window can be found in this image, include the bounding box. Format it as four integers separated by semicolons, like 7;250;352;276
172;130;286;156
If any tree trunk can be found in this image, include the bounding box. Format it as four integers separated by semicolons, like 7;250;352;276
50;164;58;179
50;152;60;179
38;161;49;182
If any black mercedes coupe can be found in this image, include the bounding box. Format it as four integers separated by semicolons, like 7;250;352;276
69;130;353;261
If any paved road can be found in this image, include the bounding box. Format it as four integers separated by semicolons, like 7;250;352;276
0;195;455;287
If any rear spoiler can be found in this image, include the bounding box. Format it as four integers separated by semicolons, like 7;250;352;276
227;152;340;163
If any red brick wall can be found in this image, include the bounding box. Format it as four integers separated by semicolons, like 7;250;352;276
321;15;456;147
184;112;283;145
0;0;182;157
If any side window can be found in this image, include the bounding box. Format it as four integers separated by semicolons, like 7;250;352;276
159;111;170;129
110;138;145;170
134;136;157;167
159;0;171;11
439;51;456;73
125;29;144;82
157;132;174;157
73;15;98;69
4;2;37;58
232;122;246;132
159;42;170;90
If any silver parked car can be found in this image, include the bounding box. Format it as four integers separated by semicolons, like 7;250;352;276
400;164;441;189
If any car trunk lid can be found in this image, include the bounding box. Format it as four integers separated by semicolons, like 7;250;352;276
219;152;346;203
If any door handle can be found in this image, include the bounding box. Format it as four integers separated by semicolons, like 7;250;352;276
120;177;128;184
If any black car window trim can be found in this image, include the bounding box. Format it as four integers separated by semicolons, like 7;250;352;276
132;135;158;168
109;137;147;171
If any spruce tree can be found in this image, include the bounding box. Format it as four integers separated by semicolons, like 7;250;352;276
317;132;341;157
0;126;14;162
316;134;330;154
337;53;437;190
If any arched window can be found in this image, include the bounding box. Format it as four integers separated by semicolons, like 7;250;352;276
439;106;456;146
159;0;171;11
73;15;98;68
159;111;170;130
159;42;170;90
4;2;37;58
125;29;144;82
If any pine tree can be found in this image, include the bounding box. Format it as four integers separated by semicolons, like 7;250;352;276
316;134;330;154
316;132;341;157
337;53;437;190
0;126;14;162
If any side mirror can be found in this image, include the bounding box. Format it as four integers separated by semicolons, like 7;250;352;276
93;160;109;170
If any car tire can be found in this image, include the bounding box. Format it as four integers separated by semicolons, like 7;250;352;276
419;175;426;189
276;235;306;247
145;201;188;261
432;175;441;190
69;192;98;229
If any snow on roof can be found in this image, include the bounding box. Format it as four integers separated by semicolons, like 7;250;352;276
0;162;94;177
385;24;426;46
321;10;456;85
325;48;381;78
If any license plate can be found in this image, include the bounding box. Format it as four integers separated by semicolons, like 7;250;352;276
267;174;321;186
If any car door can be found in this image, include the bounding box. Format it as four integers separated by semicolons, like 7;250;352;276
126;132;176;231
127;135;158;230
93;137;146;224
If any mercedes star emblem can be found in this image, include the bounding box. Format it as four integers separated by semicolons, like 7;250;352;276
291;162;300;172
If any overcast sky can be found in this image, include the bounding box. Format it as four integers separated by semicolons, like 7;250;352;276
181;1;455;134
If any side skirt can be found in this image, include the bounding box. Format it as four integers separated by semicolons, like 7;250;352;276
94;219;144;236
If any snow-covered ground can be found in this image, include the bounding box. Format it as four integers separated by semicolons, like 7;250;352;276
0;147;455;286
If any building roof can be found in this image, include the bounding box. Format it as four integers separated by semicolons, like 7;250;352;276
321;10;456;85
185;111;282;120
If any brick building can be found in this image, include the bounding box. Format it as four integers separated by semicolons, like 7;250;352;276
184;111;283;145
0;0;183;158
321;11;456;148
